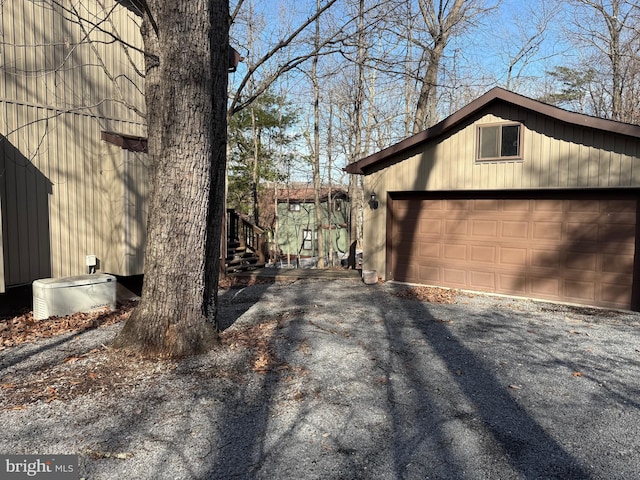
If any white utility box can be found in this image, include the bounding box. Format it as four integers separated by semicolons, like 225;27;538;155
32;274;117;320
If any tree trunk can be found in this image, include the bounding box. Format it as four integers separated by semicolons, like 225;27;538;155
113;0;228;357
413;42;445;133
312;0;325;269
347;0;366;270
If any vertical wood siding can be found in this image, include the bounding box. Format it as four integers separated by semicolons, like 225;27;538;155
0;1;146;289
362;103;640;280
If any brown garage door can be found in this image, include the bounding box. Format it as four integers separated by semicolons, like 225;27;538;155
388;192;639;309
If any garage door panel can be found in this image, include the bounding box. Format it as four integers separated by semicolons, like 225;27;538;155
567;221;598;238
472;220;498;237
564;280;596;301
533;200;564;213
602;200;636;212
419;265;440;282
564;252;598;271
601;253;635;274
600;283;632;304
500;247;527;266
421;200;445;211
598;224;635;242
446;200;470;211
503;200;531;212
531;249;561;268
418;242;441;259
532;222;563;240
498;273;528;294
419;219;442;234
390;195;638;309
567;200;600;213
445;219;469;235
443;268;467;285
529;276;561;296
470;270;496;289
473;199;500;211
598;212;636;224
501;221;529;238
444;244;467;260
470;245;497;263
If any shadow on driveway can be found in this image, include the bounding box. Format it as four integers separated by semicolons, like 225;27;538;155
202;280;615;479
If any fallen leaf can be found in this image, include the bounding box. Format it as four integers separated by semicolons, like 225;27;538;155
88;372;98;380
1;383;16;389
253;354;269;373
63;355;84;363
392;286;458;304
572;371;583;377
83;449;133;460
436;318;454;324
113;452;133;460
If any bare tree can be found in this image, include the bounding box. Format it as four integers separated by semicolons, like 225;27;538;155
498;1;560;90
311;0;326;268
228;0;340;118
410;0;494;132
563;0;640;121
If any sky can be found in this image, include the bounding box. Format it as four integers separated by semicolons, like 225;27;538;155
227;0;630;179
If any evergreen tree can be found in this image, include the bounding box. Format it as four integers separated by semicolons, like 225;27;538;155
227;91;300;222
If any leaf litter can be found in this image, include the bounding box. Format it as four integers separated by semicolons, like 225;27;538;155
0;297;309;410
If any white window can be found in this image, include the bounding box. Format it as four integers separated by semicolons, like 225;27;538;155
302;229;312;250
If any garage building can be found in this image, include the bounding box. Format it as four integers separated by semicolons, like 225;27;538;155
345;88;640;310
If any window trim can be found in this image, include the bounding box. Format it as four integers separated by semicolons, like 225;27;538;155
476;122;523;162
302;229;312;250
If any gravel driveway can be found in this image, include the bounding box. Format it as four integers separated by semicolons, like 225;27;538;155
1;278;640;479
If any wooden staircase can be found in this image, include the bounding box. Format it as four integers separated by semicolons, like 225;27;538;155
225;209;267;273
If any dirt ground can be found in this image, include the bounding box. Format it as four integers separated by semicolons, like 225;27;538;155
1;277;640;479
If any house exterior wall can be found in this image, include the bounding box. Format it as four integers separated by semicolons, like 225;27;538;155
276;200;350;262
0;1;146;290
99;145;149;277
362;103;640;280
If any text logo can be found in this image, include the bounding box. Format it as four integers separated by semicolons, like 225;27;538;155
0;455;78;479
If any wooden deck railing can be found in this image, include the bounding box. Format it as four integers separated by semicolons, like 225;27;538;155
240;216;266;263
226;208;266;266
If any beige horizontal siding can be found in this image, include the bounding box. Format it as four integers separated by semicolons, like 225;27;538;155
0;1;146;289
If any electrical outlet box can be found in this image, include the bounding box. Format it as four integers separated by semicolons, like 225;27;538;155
85;254;97;267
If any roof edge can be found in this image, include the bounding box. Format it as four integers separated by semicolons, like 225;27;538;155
345;87;640;175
